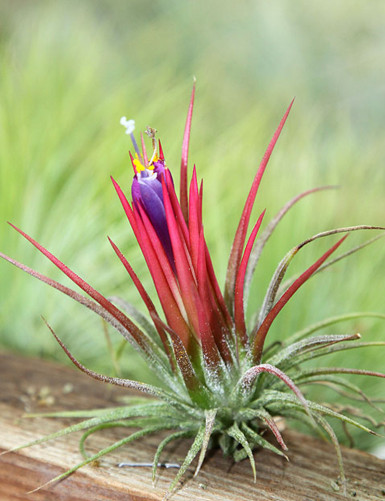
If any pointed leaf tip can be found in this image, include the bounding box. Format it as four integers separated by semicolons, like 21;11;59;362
225;101;294;311
180;83;196;222
253;234;348;362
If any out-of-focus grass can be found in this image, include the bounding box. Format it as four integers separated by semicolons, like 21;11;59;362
0;1;384;448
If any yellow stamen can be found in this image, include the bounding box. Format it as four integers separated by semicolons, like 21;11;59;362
133;154;145;173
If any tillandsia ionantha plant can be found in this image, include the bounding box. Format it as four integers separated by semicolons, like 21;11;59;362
1;85;385;498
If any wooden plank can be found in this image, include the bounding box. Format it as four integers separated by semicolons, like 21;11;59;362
0;351;384;500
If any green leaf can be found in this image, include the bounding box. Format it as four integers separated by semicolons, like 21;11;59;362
27;425;164;495
284;312;385;348
278;232;385;297
4;403;174;455
194;409;217;477
314;414;346;494
241;422;288;460
167;424;205;496
227;422;256;481
267;333;360;368
264;391;379;435
152;430;193;483
294;340;385;368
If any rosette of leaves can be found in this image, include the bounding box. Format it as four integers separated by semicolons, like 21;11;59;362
1;86;384;497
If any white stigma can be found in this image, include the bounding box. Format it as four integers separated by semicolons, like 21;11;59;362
120;117;135;135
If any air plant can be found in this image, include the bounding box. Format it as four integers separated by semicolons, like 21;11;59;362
1;85;385;498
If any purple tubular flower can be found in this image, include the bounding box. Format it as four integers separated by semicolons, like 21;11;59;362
131;160;174;266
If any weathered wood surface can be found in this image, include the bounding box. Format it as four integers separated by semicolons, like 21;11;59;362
0;351;384;501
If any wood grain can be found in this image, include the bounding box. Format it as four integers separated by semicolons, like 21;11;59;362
0;351;384;500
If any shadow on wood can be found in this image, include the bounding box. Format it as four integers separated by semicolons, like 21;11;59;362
0;352;384;500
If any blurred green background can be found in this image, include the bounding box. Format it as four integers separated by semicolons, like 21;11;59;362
0;0;384;450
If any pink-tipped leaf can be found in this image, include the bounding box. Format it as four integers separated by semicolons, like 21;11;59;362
108;237;174;367
8;223;149;352
180;82;196;222
241;363;313;422
234;210;265;345
225;100;294;311
252;235;348;362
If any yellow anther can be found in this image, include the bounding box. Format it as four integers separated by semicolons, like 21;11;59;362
133;155;145;173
